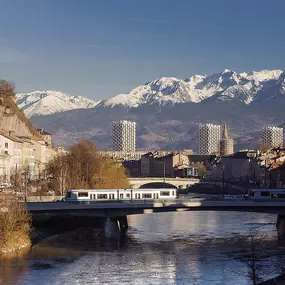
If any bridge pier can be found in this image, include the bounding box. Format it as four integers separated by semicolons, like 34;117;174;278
276;215;285;240
104;215;128;239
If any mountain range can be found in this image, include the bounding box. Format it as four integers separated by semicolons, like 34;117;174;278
15;69;285;152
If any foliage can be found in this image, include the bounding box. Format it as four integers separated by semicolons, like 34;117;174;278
0;80;37;135
193;163;206;178
0;197;31;255
46;140;130;194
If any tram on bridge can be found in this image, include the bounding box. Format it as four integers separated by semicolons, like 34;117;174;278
65;188;178;202
249;188;285;201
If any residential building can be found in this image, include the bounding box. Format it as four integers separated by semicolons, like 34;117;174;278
261;126;283;148
211;150;261;183
98;150;148;161
0;151;10;182
112;120;136;152
0;130;23;176
31;136;47;175
220;123;234;156
198;124;221;155
140;151;194;178
19;137;36;178
37;129;52;146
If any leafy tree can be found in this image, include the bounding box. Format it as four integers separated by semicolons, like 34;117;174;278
193;163;206;178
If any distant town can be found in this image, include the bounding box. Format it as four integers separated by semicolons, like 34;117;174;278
1;116;285;191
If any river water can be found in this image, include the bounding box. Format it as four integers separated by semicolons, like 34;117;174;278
0;211;282;285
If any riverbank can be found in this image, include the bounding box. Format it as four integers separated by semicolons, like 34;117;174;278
0;198;31;257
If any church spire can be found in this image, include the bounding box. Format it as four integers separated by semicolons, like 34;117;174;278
222;122;229;140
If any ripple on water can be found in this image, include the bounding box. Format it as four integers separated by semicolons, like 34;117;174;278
0;211;280;285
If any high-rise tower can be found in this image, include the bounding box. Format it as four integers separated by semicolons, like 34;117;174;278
198;124;221;155
220;122;234;156
112;120;136;152
261;126;283;148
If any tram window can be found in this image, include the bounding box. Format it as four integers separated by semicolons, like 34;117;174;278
66;191;71;198
260;191;270;197
78;192;89;197
142;193;152;199
172;191;175;196
160;191;170;196
97;194;108;199
278;194;285;198
120;194;124;199
109;194;112;199
126;194;130;198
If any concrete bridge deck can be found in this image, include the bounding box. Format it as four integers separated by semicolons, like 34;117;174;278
27;200;285;217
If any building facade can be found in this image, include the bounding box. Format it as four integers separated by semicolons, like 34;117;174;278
198;124;221;155
140;151;193;178
261;126;283;148
220;123;234;156
112;120;136;152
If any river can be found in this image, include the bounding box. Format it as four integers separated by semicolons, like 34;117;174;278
0;210;282;285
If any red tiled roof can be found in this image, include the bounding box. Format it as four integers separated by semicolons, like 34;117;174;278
0;130;22;143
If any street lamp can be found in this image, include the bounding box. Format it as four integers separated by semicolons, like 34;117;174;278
222;163;225;200
163;162;166;189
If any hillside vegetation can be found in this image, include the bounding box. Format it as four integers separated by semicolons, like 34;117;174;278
0;80;37;136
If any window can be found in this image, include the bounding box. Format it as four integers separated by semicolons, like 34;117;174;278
160;191;170;196
97;194;108;199
109;194;115;199
142;193;152;199
260;191;270;197
126;194;130;198
5;143;8;148
172;191;175;196
120;194;124;199
278;194;285;199
78;192;89;197
66;191;71;198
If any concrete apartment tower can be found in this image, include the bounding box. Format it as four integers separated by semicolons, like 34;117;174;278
261;126;284;148
112;120;136;152
220;123;234;156
198;124;221;155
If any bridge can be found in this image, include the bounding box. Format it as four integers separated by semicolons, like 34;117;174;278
27;200;285;239
128;177;200;189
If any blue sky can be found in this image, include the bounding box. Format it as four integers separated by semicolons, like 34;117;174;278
0;0;284;100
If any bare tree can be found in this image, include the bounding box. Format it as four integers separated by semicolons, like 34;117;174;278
231;229;272;285
45;140;130;192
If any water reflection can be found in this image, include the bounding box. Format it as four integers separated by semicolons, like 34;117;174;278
0;211;279;285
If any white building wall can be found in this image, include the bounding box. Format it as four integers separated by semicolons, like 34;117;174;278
112;120;136;152
261;126;283;148
198;124;221;155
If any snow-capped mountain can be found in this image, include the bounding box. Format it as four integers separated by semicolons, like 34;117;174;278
15;90;100;118
16;69;285;152
103;69;284;108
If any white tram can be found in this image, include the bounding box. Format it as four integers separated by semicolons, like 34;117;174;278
65;188;177;202
248;189;285;201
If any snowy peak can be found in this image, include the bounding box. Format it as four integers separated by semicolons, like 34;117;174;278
240;69;283;82
15;90;100;118
104;69;284;108
104;76;207;108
